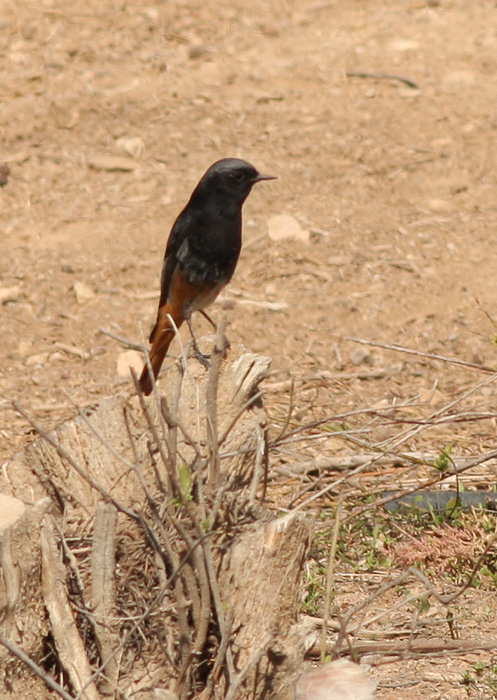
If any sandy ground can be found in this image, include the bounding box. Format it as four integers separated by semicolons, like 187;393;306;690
3;0;497;697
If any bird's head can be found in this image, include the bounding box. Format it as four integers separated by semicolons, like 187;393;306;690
198;158;276;203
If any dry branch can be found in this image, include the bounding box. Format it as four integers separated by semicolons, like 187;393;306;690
90;502;119;694
312;637;497;659
346;336;497;374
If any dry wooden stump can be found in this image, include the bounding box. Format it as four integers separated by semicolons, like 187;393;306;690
1;333;314;700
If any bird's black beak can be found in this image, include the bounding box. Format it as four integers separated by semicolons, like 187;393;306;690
253;173;277;182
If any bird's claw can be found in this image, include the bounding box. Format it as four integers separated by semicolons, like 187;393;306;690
193;349;210;369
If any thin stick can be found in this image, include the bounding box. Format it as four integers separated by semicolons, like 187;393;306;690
321;496;343;663
248;423;266;505
203;612;233;700
41;518;100;700
205;317;228;489
314;637;497;659
346;336;497;374
130;368;178;498
160;394;201;456
272;377;295;445
0;634;75;700
270;400;417;447
60;388;136;473
193;514;236;679
346;71;419;89
286;368;497;514
339;534;497;647
14;400;174;583
218;390;264;446
98;326;145;351
224;632;274;700
375;372;497;453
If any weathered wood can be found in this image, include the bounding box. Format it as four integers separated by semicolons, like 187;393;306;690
41;516;102;700
218;511;313;700
91;502;119;695
0;494;27;626
0;494;52;698
0;343;314;700
157;343;271;489
5;345;271;511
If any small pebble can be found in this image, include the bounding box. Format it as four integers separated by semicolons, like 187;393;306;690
349;347;373;366
267;214;310;243
73;281;96;303
0;285;20;304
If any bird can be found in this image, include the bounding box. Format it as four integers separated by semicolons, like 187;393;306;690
139;157;276;395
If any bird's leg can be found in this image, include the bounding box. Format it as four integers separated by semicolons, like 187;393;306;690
199;309;217;331
199;310;231;350
186;315;210;369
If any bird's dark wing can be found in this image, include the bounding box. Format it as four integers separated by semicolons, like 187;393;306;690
158;207;194;305
149;207;193;343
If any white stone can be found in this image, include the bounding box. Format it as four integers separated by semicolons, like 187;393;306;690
267;214;310;243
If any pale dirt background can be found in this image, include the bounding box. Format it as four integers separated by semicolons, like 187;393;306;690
2;0;497;697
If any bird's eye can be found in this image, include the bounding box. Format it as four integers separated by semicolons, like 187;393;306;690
232;171;245;182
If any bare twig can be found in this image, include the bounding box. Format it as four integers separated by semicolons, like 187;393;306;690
160;394;202;455
335;534;497;651
98;327;145;352
346;447;497;523
270;399;417;447
248;423;267;505
346;336;497;374
224;631;275;700
375;372;497;452
61;388;137;474
0;634;75;700
313;637;497;659
277;451;497;474
272;377;295;445
346;71;419;89
218;390;264;446
321;497;342;663
130;367;179;498
205;317;228;490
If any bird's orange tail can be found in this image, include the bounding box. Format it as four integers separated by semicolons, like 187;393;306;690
139;309;184;395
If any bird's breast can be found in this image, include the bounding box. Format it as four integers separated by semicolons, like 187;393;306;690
178;213;242;287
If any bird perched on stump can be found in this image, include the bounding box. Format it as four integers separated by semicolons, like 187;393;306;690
139;157;275;395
